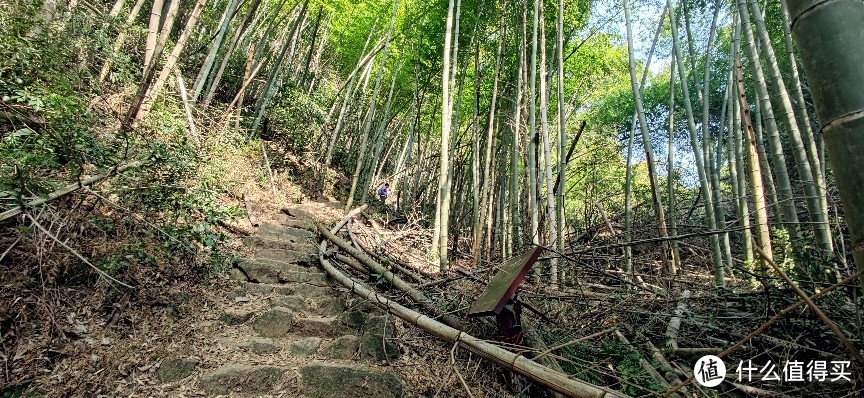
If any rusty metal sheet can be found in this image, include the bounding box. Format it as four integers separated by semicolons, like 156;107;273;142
467;247;545;317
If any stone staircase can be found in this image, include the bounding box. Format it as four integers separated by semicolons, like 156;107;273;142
154;201;405;397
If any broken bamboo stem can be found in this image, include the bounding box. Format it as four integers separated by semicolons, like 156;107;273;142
317;223;461;329
318;242;628;397
0;161;144;222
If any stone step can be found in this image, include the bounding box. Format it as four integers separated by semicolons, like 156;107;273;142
274;214;315;230
300;363;403;398
250;307;294;338
268;295;346;316
252;245;318;267
256;223;315;240
200;364;286;396
292;316;351;338
236;259;325;284
237;337;281;354
243;234;318;255
239;282;294;295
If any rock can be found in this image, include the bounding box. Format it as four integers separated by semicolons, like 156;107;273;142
361;315;397;337
351;299;384;315
256;224;315;240
201;364;285;395
155;358;199;382
289;337;322;357
293;316;348;338
338;310;368;329
236;259;324;284
292;283;332;298
315;296;346;316
300;364;403;398
323;335;358;360
220;308;254;325
242;282;294;295
359;316;400;361
254;248;317;263
250;338;281;354
251;307;294;338
243;234;314;252
196;321;218;335
228;268;248;282
268;295;309;314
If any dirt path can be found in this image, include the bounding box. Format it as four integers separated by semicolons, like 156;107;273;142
150;200;406;397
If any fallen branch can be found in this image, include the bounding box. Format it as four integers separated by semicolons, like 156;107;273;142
0;161;144;222
664;289;690;349
662;264;864;397
317;223;461;329
318;229;628;397
348;220;426;283
754;246;864;365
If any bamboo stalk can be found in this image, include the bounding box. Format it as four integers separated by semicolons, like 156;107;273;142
317;223;461;329
0;161;144;222
318;223;628;398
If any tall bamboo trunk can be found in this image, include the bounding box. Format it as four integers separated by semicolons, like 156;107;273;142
527;0;540;251
142;0;208;117
747;0;833;256
191;0;242;102
202;0;265;106
737;0;804;255
624;0;674;277
667;0;725;287
143;0;165;75
99;0;146;83
251;0;309;134
786;0;864;289
735;50;772;270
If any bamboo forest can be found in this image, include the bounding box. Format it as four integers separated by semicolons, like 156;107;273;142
3;0;864;396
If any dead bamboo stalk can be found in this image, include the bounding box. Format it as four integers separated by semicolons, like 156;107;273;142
318;236;628;397
754;246;864;364
664;289;690;349
347;220;425;283
662;264;864;397
535;327;616;360
0;161;144;222
317;223;461;329
614;329;680;398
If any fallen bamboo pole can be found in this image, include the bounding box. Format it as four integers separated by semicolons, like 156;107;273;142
0;161;144;222
317;223;462;329
318;232;628;398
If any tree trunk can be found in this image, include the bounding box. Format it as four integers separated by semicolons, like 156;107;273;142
191;0;242;102
142;0;208;117
737;0;804;254
786;0;864;289
143;0;165;75
99;0;146;83
202;0;265;106
251;0;309;134
624;0;674;277
747;0;833;256
667;0;725;287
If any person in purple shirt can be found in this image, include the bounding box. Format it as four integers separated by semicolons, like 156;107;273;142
377;183;389;205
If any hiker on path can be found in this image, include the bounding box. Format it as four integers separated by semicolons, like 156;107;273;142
377;183;389;206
